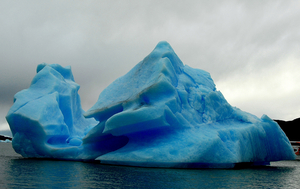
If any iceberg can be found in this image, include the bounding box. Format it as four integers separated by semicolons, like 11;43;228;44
6;41;295;168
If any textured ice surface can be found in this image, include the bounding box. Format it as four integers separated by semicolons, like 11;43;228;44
6;41;295;168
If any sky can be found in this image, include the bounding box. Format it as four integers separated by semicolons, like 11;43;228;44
1;0;300;133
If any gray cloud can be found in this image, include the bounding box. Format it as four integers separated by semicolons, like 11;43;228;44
1;0;300;130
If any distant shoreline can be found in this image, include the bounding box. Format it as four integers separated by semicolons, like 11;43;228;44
0;134;12;142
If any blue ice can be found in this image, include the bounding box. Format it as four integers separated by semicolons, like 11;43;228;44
6;41;295;168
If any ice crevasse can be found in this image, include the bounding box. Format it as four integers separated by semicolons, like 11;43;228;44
6;41;295;168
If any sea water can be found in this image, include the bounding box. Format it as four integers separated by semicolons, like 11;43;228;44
0;143;299;189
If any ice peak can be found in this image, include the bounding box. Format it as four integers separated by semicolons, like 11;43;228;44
154;41;174;51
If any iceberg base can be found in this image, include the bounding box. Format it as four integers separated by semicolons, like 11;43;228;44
97;160;270;169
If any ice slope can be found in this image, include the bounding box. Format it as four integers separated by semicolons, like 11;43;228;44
6;41;295;168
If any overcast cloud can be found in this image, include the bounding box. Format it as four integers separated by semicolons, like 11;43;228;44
1;0;300;132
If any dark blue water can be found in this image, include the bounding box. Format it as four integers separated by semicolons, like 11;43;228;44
1;143;300;188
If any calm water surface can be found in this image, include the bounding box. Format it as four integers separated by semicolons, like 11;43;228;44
1;143;300;188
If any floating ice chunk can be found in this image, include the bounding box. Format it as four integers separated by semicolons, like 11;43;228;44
6;41;295;168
